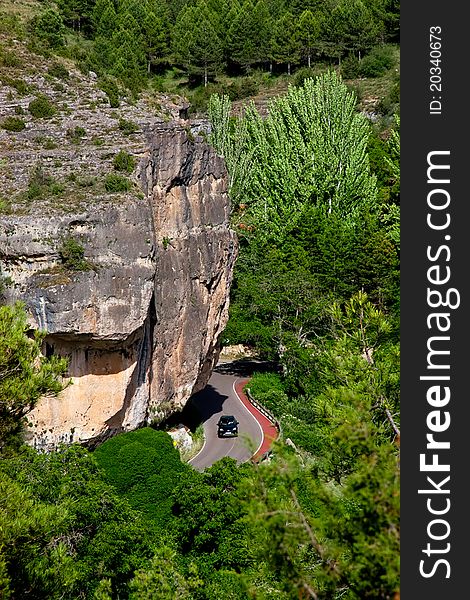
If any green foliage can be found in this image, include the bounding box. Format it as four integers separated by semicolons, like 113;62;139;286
66;125;86;142
226;0;272;72
129;545;202;599
98;77;121;107
28;95;56;118
26;164;62;200
47;62;69;80
209;71;378;241
1;116;25;131
173;1;224;86
118;117;139;134
272;11;301;73
94;428;189;527
29;8;66;50
0;10;23;37
0;444;156;598
0;76;31;95
359;44;395;78
0;303;68;455
113;149;135;173
104;173;132;193
0;44;21;67
171;458;255;570
58;237;92;272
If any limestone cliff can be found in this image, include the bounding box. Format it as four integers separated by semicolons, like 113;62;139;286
0;53;236;449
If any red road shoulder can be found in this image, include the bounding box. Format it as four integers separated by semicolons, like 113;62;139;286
234;378;279;461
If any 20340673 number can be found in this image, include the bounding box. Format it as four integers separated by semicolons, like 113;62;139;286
429;26;442;114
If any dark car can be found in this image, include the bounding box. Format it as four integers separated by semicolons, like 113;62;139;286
217;415;239;437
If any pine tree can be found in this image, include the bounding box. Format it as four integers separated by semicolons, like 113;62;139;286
142;12;169;72
57;0;94;32
0;303;68;455
326;0;381;60
92;0;117;36
226;0;261;72
271;11;300;74
173;2;223;86
298;9;320;68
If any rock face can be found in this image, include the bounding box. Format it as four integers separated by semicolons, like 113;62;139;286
0;124;237;449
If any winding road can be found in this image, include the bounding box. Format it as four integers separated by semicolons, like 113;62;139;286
188;361;277;471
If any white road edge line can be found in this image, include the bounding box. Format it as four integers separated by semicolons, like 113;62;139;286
232;379;265;458
188;428;207;465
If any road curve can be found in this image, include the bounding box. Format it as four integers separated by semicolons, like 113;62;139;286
188;369;264;471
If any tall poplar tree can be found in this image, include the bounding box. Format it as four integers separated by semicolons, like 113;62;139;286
209;71;377;239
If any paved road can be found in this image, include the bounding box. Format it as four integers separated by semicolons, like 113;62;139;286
188;369;264;471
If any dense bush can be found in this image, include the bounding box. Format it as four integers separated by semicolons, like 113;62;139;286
340;55;361;79
58;237;91;271
66;125;86;143
99;77;121;108
104;173;132;193
359;45;395;78
113;150;135;173
28;95;56;118
1;116;25;131
29;9;65;50
47;62;69;80
94;428;189;526
26;164;55;199
118;118;139;135
0;445;156;598
0;45;21;67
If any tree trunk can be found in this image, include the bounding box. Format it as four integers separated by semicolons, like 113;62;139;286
287;62;291;76
308;54;311;68
204;66;208;88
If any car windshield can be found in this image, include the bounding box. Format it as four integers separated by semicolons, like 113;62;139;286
220;416;235;424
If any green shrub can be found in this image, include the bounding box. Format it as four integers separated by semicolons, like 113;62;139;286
0;11;23;36
118;118;139;135
293;64;329;87
113;150;135;173
29;9;65;50
94;428;189;525
28;95;56;119
359;46;395;78
99;78;120;108
77;176;96;188
341;55;361;79
0;197;12;215
14;105;24;115
58;237;92;271
104;173;132;193
49;182;65;196
227;77;260;101
26;165;52;199
43;138;57;149
26;164;64;200
66;125;86;143
0;46;21;67
248;371;285;397
47;62;69;80
1;116;25;132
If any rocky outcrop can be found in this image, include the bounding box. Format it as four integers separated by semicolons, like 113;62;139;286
0;125;237;450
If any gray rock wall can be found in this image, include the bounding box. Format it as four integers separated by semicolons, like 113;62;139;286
0;125;237;449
